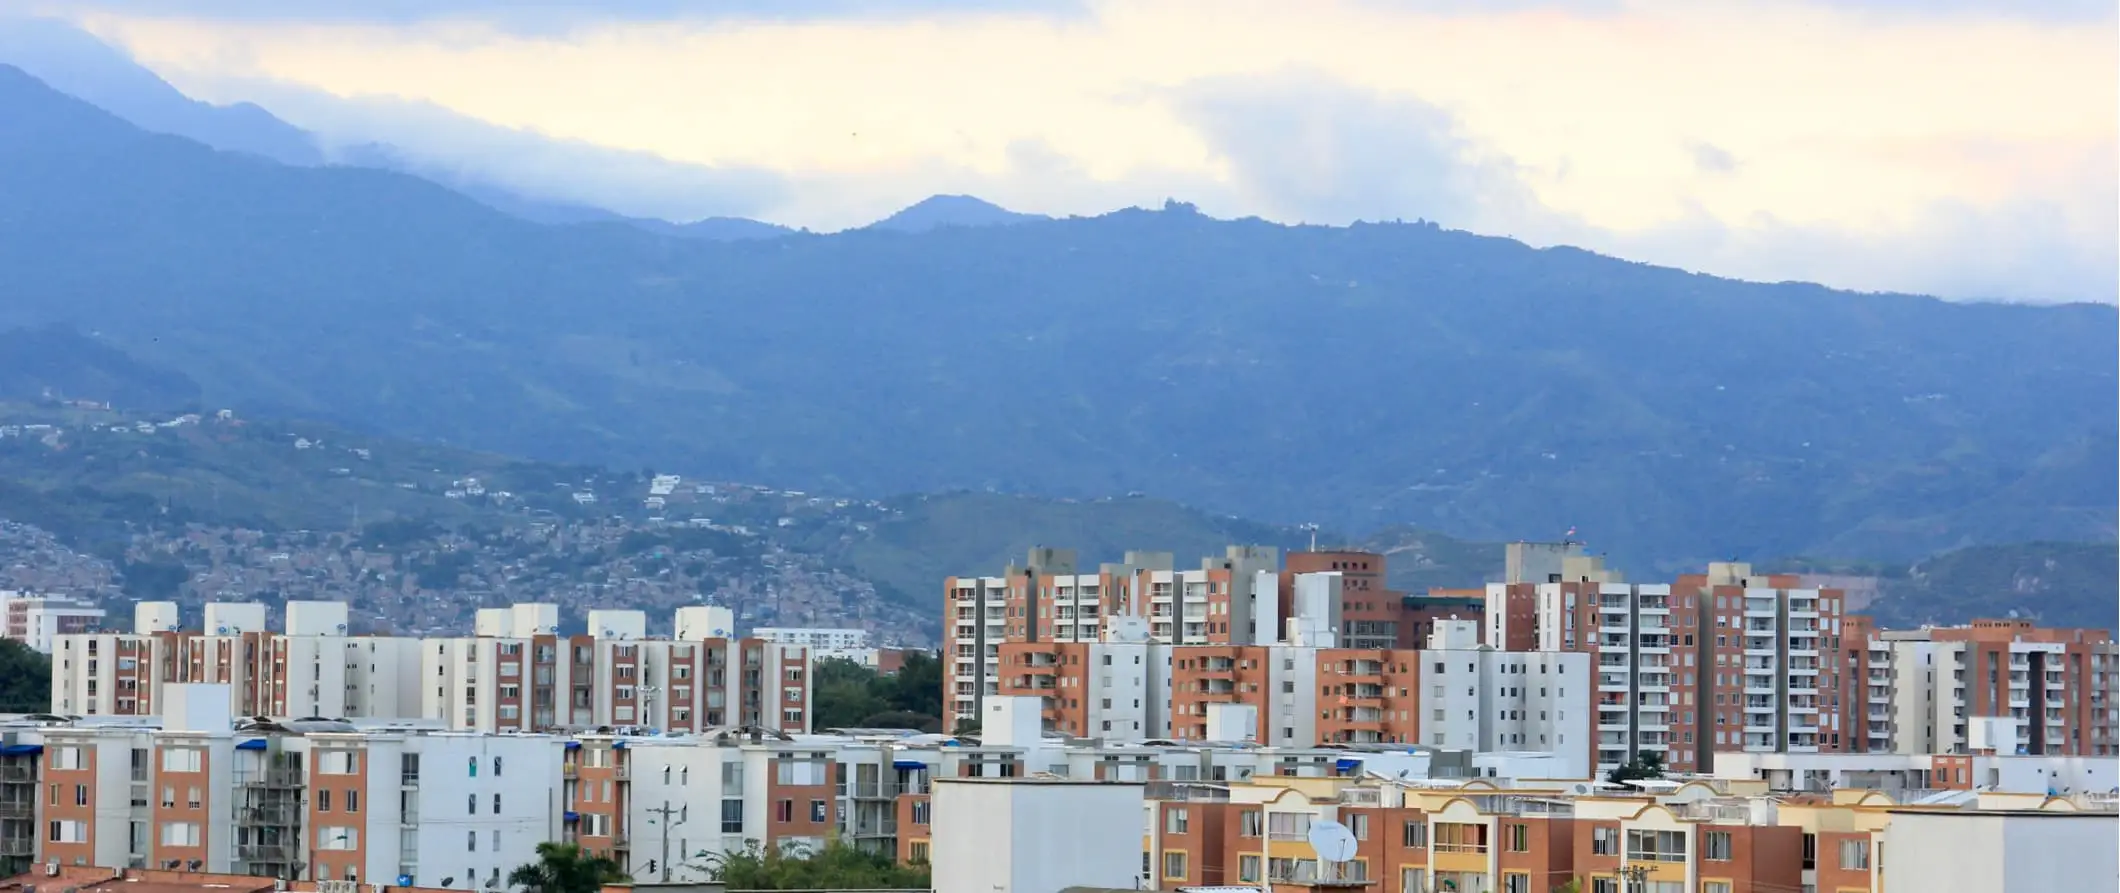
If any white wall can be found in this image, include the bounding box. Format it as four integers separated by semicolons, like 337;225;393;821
1883;811;2120;893
931;780;1146;893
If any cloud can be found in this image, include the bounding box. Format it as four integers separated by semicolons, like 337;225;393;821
1168;69;1537;230
195;75;793;222
1689;142;1736;175
0;0;1089;33
1166;71;2115;303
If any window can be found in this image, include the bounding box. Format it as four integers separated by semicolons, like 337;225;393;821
493;757;503;777
1401;820;1427;848
1505;823;1528;852
810;799;827;822
468;794;477;814
1162;851;1187;880
1703;883;1732;893
319;828;359;850
1400;868;1426;893
721;799;743;833
1165;807;1189;834
1839;838;1870;870
494;793;503;814
160;748;201;773
907;840;930;863
1349;813;1368;841
1433;822;1487;854
1240;810;1263;838
1704;830;1732;860
468;831;478;852
76;786;89;807
1239;855;1262;883
1590;880;1620;893
158;822;201;846
775;800;793;823
318;790;332;812
1503;873;1531;893
1626;829;1687;863
47;820;85;843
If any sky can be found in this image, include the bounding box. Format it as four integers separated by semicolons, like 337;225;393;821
5;0;2115;302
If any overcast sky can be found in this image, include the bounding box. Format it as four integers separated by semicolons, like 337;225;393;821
9;0;2114;302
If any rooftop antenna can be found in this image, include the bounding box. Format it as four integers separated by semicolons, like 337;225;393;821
1300;522;1320;552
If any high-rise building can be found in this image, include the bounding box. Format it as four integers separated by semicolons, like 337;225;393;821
1490;558;1853;774
0;592;105;653
1880;619;2117;756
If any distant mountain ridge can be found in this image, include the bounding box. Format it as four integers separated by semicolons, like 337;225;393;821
869;194;1047;232
0;64;2111;573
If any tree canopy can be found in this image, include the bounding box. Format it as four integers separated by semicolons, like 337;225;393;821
506;842;627;893
0;639;49;713
812;652;942;732
1606;751;1667;786
705;839;928;890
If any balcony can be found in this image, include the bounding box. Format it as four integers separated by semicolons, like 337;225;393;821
0;798;31;820
0;836;31;857
237;843;296;862
237;805;300;825
235;767;304;788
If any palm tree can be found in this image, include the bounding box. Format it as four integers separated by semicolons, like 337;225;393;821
508;842;628;893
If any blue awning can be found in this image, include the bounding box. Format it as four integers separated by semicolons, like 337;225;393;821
563;812;579;822
892;760;928;771
0;744;42;756
564;741;582;750
235;739;267;751
1334;758;1362;773
613;740;626;749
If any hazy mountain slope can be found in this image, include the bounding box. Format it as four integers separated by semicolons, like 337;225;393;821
0;66;2111;570
0;17;321;165
869;194;1047;232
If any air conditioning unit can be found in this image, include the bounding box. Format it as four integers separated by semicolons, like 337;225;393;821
43;860;59;876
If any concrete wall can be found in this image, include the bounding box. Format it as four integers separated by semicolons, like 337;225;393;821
931;779;1146;893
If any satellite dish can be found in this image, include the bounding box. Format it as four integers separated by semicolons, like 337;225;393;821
396;876;413;887
335;623;348;632
216;626;229;635
1306;820;1359;863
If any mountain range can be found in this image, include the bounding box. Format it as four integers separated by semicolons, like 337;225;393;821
0;58;2113;579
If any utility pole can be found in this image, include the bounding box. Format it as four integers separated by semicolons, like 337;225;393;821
644;800;683;883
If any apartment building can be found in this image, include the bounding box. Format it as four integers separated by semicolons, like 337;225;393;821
22;692;567;884
1489;558;1854;774
1141;762;2118;893
49;603;812;738
0;593;105;653
995;620;1593;775
750;627;886;667
1879;619;2117;757
948;546;1435;724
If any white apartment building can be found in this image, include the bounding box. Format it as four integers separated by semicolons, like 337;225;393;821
51;604;422;721
0;592;106;653
50;602;814;739
752;627;878;666
24;682;567;884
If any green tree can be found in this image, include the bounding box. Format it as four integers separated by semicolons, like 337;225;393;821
0;640;50;712
810;652;947;731
705;839;928;890
1605;752;1668;786
507;842;628;893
